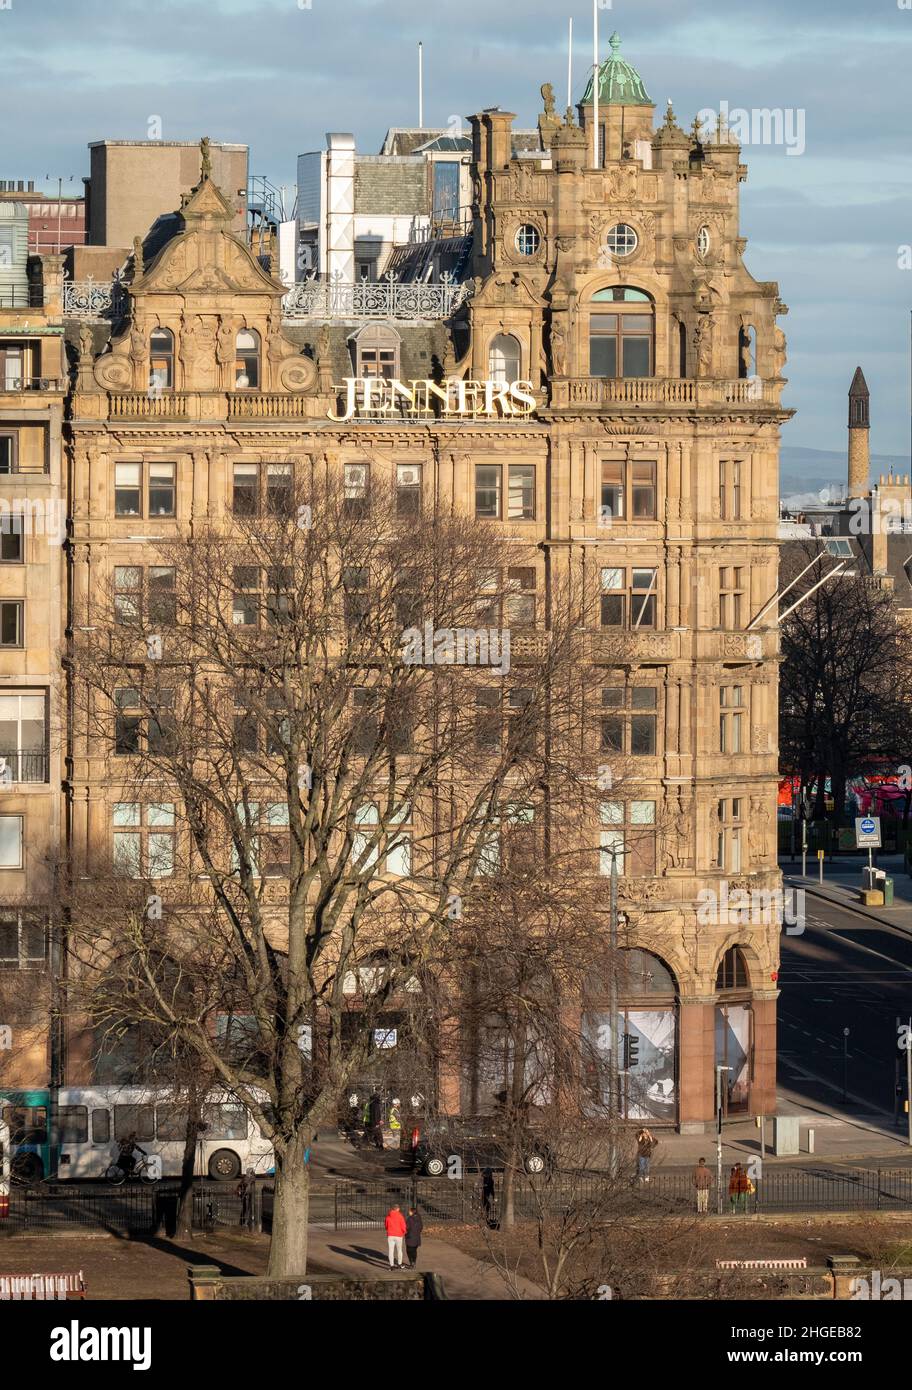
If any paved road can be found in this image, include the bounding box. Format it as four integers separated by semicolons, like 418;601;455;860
780;876;912;1123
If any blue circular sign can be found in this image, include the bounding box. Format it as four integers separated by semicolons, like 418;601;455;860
860;817;876;834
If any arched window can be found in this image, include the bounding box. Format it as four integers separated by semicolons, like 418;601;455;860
583;948;678;1123
715;947;752;1116
234;329;260;389
716;946;749;991
488;333;521;384
149;328;173;392
354;324;400;380
589;287;653;379
738;324;756;380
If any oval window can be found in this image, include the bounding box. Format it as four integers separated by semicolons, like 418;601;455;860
514;224;541;257
605;223;638;258
697;225;711;257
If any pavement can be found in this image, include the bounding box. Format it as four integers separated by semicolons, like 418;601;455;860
305;1222;543;1299
301;856;912;1183
784;851;912;935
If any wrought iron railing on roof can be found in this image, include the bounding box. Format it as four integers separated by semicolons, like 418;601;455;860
62;272;127;321
282;271;471;323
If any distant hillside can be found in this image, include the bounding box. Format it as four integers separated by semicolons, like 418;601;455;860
779;446;909;506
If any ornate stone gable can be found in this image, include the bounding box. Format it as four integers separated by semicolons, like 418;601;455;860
93;167;316;396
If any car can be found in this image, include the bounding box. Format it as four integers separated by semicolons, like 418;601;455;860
410;1115;552;1178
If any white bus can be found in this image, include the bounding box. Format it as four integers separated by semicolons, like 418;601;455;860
54;1086;275;1181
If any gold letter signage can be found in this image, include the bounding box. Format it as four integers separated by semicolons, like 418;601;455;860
327;377;537;422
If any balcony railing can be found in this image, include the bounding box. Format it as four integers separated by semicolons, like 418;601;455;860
282;271;471;323
549;377;781;410
0;377;64;394
0;459;51;476
227;393;313;420
108;392;190;420
0;288;44;310
0;750;49;785
62;273;127;321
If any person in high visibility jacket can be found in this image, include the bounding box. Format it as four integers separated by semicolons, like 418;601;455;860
389;1099;402;1132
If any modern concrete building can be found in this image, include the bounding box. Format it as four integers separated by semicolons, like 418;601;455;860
84;140;248;252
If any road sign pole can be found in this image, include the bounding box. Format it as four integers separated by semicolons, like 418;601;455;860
896;1016;902;1127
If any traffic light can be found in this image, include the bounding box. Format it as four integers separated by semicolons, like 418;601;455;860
622;1033;639;1070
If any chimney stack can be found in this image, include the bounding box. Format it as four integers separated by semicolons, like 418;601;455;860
847;366;870;498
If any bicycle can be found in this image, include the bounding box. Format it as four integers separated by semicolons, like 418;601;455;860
104;1153;161;1185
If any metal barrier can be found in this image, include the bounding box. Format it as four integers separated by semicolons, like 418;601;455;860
332;1167;912;1228
1;1180;267;1235
4;1167;912;1236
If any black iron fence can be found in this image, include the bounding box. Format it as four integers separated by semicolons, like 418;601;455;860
4;1168;912;1238
332;1167;912;1229
0;1180;269;1236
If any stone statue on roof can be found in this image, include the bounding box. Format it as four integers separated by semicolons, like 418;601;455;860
539;82;561;150
132;236;144;277
200;136;212;180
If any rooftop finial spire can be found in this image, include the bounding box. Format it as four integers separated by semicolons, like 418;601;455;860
609;31;622;54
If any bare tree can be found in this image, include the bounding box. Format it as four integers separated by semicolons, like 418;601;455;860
67;469;595;1274
779;539;912;823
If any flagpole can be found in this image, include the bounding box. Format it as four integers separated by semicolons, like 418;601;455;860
567;17;573;113
592;0;600;167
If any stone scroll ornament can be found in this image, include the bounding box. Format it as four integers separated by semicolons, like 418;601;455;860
93;322;140;392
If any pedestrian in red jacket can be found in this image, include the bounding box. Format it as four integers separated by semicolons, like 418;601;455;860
384;1204;407;1268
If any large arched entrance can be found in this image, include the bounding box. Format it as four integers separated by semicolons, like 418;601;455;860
583;947;679;1124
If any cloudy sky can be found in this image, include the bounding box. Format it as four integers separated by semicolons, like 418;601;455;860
4;0;910;456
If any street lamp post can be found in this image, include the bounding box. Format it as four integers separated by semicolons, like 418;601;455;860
843;1027;850;1103
715;1065;731;1214
907;1016;912;1148
609;848;619;1178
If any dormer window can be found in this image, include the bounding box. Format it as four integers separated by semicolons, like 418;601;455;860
354;324;400;380
488;334;521;384
149;329;174;392
235;329;260;389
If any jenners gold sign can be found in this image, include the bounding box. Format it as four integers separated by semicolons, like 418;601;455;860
328;377;537;422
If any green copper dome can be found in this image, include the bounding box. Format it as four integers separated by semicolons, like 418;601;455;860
580;32;652;107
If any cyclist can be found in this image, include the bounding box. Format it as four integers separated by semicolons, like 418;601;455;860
116;1131;146;1178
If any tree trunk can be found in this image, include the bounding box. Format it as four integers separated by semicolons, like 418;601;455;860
175;1087;202;1239
501;1018;528;1231
266;1130;312;1276
174;1125;198;1239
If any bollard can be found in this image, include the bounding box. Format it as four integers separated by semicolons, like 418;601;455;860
807;1127;815;1154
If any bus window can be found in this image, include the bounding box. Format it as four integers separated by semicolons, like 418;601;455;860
2;1105;47;1145
91;1109;111;1143
114;1105;155;1142
59;1106;88;1143
155;1106;189;1141
203;1104;246;1139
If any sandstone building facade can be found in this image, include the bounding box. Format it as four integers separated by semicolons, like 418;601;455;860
3;38;789;1132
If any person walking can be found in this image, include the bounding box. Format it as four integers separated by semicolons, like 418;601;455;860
728;1162;751;1214
384;1203;407;1268
237;1168;257;1231
368;1091;385;1151
481;1167;496;1225
691;1157;712;1214
636;1127;658;1184
404;1206;423;1269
